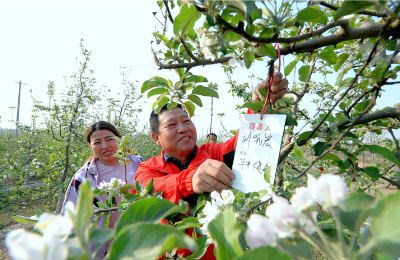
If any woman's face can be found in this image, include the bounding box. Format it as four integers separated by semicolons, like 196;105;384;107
89;129;119;166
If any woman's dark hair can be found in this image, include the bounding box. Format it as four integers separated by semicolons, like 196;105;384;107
85;121;121;163
86;121;121;143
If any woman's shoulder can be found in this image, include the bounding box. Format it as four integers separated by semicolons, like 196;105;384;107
128;154;143;164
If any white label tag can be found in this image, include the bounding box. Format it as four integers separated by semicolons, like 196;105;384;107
231;114;286;193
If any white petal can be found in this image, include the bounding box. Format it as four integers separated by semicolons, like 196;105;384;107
5;229;45;260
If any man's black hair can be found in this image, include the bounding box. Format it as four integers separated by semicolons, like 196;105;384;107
149;103;184;134
207;133;217;138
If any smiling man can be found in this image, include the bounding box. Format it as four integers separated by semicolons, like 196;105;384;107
134;73;288;259
135;72;288;204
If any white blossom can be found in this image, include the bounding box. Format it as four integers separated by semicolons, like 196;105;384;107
14;162;18;166
307;174;348;210
290;187;315;213
10;166;14;170
211;190;234;206
225;53;237;66
266;194;298;238
5;229;46;260
199;200;220;225
245;214;276;249
323;92;330;98
334;93;342;100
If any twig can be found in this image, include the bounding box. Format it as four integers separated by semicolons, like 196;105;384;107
363;164;395;191
388;126;400;151
94;207;118;215
297;89;380;179
299;19;394;146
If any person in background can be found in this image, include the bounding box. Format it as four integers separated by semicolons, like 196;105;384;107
61;121;142;257
207;133;217;143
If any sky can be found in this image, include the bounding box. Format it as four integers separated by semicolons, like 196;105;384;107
1;1;399;140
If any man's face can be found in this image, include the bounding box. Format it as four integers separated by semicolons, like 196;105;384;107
151;108;197;162
208;134;217;143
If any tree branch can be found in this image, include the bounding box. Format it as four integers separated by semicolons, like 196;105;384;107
297;89;380;179
299;19;394;146
338;107;400;129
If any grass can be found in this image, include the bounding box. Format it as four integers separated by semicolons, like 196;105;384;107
0;191;58;229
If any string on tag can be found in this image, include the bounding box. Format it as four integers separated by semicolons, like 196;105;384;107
260;43;281;120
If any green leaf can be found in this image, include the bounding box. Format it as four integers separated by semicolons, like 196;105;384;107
264;166;272;184
334;53;349;72
147;87;169;98
370;192;400;257
293;141;305;159
279;94;294;106
278;239;313;259
320;153;342;162
175;217;201;231
89;228;115;251
188;94;203;107
110;223;197;260
243;50;255;69
192;85;219;98
222;30;241;42
173;4;201;36
75;180;93;228
146;178;155;194
296;7;328;25
153;32;171;48
241;100;264;112
284;60;298;76
257;88;269;102
319;46;337;65
141;76;169;93
208;209;243;260
168;101;178;110
256;44;277;59
298;65;310;82
115;198;188;234
340;193;374;232
13;215;38;224
185;75;208;83
222;0;255;20
364;166;382;179
333;0;374;22
298;131;317;143
184;101;196;118
313;141;330;156
35;209;42;218
191;236;209;259
234;246;291;260
153;95;170;114
364;145;400;166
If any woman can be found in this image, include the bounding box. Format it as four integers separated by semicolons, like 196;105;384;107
61;121;142;256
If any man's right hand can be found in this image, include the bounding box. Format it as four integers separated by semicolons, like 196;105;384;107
192;159;235;194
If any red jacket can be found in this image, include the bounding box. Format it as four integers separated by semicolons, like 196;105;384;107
135;133;239;204
134;134;239;260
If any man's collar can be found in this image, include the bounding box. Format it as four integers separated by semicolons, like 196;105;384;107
163;146;197;171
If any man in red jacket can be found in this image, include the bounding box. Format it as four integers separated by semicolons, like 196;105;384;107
135;72;288;258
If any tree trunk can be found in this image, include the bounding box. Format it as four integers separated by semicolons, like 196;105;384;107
55;144;70;214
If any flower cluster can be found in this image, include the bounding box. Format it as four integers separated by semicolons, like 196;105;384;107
245;174;348;249
97;178;126;190
5;202;75;260
198;190;235;243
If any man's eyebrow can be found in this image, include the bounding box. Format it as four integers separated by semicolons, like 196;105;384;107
105;135;115;138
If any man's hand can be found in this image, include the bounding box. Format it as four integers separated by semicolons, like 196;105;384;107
252;71;288;105
192;159;235;194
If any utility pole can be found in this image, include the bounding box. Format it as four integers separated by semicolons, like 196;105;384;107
14;80;27;137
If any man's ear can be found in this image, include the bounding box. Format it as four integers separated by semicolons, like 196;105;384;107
151;133;161;146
